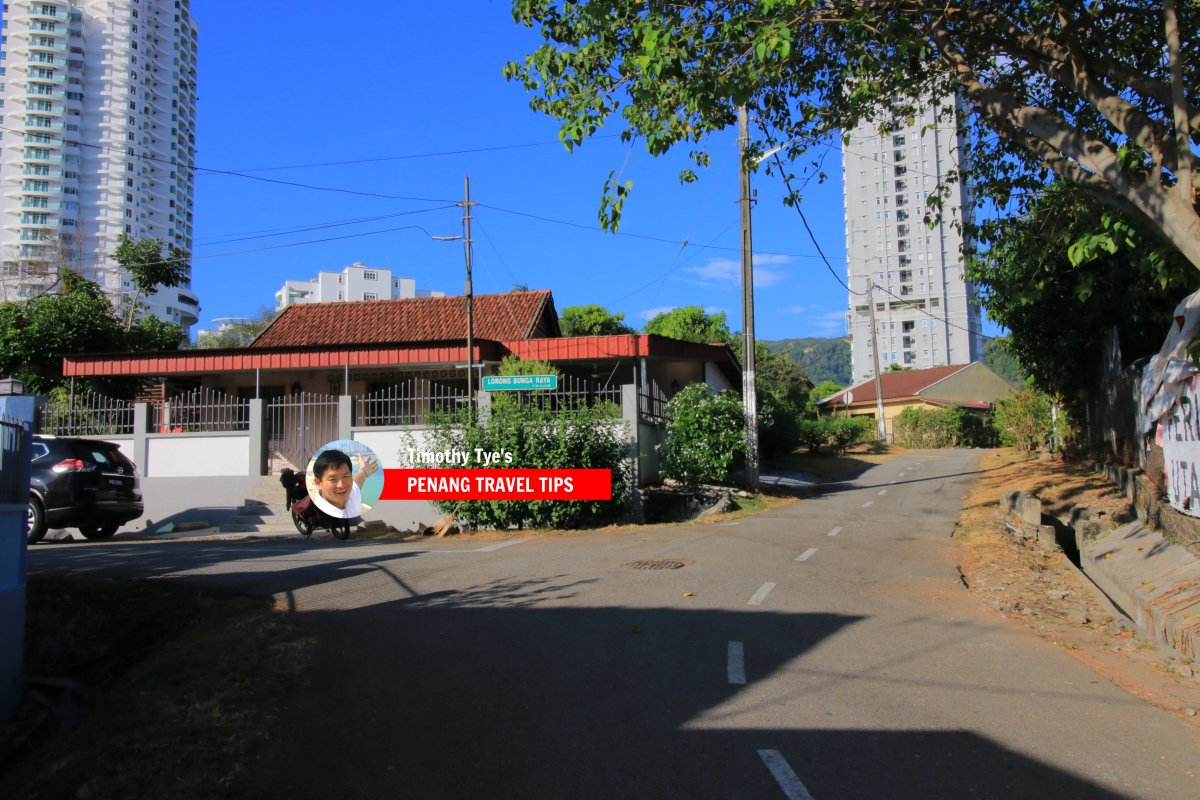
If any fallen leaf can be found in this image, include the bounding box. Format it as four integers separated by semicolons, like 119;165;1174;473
631;626;641;634
683;592;695;597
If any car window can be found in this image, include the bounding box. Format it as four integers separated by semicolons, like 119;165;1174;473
31;443;49;461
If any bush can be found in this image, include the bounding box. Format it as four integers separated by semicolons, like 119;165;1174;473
658;383;746;485
795;418;828;453
827;416;872;453
994;389;1053;453
417;398;633;530
892;405;999;449
759;397;803;459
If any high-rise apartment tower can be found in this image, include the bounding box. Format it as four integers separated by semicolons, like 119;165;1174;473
841;99;983;380
0;0;200;331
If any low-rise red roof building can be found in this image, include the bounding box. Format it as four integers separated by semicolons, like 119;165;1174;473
816;362;1016;437
62;290;740;401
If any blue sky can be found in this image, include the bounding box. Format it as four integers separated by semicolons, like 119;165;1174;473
187;1;870;342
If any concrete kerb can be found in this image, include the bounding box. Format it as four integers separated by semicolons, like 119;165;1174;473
1073;463;1200;663
1080;521;1200;662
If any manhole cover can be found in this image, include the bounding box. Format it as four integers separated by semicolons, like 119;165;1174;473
623;559;686;570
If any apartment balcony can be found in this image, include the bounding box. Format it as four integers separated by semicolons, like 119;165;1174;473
25;39;67;53
20;200;60;211
27;7;68;23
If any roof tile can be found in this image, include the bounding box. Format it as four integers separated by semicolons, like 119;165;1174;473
251;290;556;348
822;364;969;405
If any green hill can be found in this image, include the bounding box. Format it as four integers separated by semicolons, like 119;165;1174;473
762;337;851;387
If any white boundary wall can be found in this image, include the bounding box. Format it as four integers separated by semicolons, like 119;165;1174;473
145;434;249;478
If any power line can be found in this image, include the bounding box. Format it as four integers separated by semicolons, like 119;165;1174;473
768;149;869;297
225;135;623;173
194;206;457;247
0;124;457;203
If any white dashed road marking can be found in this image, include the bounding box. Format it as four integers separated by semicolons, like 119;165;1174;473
728;641;747;685
758;750;816;800
748;582;776;606
795;548;818;562
878;489;888;496
861;500;873;508
826;526;842;537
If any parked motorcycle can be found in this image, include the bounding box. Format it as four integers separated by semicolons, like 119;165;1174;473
279;468;352;540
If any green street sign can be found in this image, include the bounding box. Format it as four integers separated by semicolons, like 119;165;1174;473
481;374;558;391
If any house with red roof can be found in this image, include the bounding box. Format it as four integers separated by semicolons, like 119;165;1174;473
62;290;740;401
54;291;740;487
816;363;1016;438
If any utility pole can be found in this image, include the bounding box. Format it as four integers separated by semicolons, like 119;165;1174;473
738;106;759;487
865;277;887;441
460;176;477;422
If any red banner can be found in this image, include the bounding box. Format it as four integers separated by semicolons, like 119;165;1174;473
381;469;613;501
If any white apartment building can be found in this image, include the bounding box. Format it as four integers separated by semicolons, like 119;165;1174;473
0;0;200;332
275;262;445;309
841;99;984;380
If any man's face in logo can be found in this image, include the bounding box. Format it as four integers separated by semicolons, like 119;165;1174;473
316;464;353;509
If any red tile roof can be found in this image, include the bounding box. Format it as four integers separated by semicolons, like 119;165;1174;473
819;364;970;406
250;290;558;348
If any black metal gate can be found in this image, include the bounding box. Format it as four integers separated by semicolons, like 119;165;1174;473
266;392;339;474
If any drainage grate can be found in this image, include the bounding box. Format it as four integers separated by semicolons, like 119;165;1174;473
623;559;686;570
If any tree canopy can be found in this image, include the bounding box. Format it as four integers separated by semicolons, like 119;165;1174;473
506;1;1200;271
0;270;182;395
113;234;191;329
559;303;636;336
967;180;1196;408
643;305;733;344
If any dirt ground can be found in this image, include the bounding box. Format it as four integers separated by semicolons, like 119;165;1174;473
954;448;1200;725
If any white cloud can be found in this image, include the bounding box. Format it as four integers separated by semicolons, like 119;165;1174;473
639;305;676;321
683;257;786;288
752;253;793;266
781;305;808;314
810;311;846;336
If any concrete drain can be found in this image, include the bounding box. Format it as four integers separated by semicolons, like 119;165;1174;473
624;559;686;570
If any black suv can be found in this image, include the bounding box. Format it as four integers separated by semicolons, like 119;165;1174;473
27;435;143;543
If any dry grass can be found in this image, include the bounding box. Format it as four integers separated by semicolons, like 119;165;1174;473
955;449;1200;721
4;577;309;800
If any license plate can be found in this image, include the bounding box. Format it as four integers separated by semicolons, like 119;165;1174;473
108;478;126;486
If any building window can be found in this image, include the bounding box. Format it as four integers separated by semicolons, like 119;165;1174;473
363;292;377;301
363;270;377;281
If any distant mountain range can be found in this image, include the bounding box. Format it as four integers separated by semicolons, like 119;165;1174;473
761;337;851;387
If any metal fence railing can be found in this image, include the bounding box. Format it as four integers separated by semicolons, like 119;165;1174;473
267;392;339;474
499;374;623;415
151;387;250;433
38;390;135;437
0;415;27;504
355;380;469;427
638;379;669;423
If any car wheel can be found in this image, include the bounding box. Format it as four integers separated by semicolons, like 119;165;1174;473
291;509;314;537
78;523;120;540
27;496;47;544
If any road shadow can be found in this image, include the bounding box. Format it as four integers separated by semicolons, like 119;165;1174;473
222;592;1138;799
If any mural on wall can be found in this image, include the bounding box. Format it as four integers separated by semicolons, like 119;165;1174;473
1159;375;1200;516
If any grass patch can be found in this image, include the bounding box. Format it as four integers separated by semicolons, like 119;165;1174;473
6;576;308;800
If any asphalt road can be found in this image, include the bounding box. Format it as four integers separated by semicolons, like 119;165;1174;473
28;451;1200;799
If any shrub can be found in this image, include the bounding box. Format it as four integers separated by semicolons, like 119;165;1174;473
658;383;746;485
827;416;872;453
795;418;828;453
892;405;1000;449
417;395;632;530
759;397;803;459
994;389;1053;453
